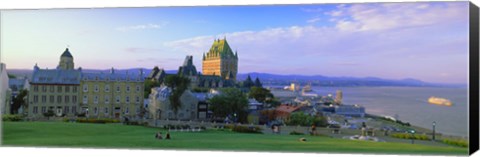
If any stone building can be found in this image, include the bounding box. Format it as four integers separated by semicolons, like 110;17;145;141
148;86;198;120
28;48;81;118
0;63;11;115
27;48;145;120
202;38;238;81
80;69;144;119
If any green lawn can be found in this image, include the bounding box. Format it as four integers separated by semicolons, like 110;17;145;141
2;122;468;155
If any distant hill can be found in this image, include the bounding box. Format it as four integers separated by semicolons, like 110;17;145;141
6;68;465;87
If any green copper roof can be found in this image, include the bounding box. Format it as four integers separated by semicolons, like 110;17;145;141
206;38;237;59
61;48;73;58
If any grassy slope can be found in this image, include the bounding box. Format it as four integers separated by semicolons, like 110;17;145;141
2;122;468;155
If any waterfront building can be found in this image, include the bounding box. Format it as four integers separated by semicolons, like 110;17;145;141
0;63;11;114
202;38;238;81
334;104;365;117
28;48;81;118
148;86;198;120
80;69;145;119
274;104;305;122
335;90;343;105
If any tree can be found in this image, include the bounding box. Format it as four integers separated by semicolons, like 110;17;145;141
144;79;160;98
243;75;254;88
209;88;249;123
254;77;262;87
43;109;55;120
11;89;28;114
164;75;191;119
7;74;16;79
287;112;328;127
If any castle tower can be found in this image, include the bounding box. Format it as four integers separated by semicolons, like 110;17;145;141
202;38;238;80
58;48;74;70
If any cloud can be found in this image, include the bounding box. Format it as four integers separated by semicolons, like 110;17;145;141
307;17;321;23
115;22;168;32
125;47;163;53
163;2;468;83
326;2;467;32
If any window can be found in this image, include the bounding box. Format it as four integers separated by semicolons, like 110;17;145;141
136;96;140;103
116;96;120;103
72;106;77;114
83;84;88;92
94;107;98;115
105;95;110;104
50;86;54;93
42;86;47;92
41;95;46;103
73;86;77;92
126;96;130;103
94;96;98;104
136;85;140;92
64;106;69;114
94;85;99;92
33;95;38;103
105;85;110;92
65;86;70;93
191;104;195;110
57;86;62;93
50;96;54;103
125;107;129;114
33;106;38;114
83;95;88;104
41;106;46;113
105;107;109;114
34;85;39;92
126;85;130;92
116;86;120;92
72;96;77;103
57;96;62;103
65;96;70;103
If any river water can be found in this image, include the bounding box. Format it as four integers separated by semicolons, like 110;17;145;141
305;86;468;137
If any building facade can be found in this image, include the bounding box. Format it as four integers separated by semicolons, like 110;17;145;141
80;69;145;119
0;63;11;115
28;49;81;118
27;48;145;120
148;86;198;120
202;38;238;81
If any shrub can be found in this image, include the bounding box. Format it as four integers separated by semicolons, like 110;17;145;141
232;125;263;134
289;131;305;135
76;118;120;124
390;133;430;140
442;139;468;147
2;114;24;122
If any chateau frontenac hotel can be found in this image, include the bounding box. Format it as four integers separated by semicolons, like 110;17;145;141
148;38;239;88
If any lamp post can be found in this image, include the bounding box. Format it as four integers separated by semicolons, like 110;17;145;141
432;121;436;141
410;130;416;144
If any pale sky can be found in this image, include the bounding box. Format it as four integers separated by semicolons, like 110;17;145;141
0;2;469;84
